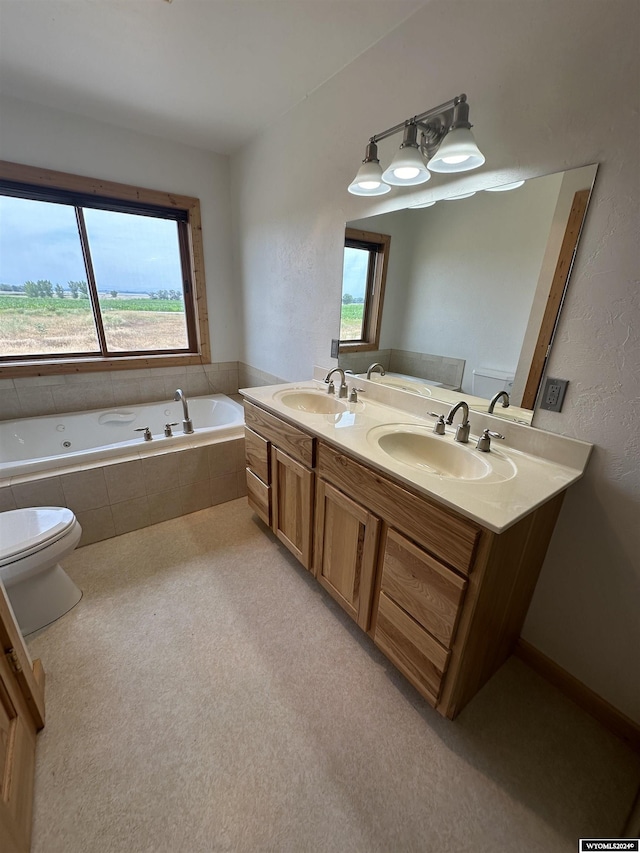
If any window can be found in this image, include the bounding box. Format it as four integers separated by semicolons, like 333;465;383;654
339;228;390;352
0;161;210;376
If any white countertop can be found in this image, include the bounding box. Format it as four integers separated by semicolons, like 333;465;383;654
241;380;593;534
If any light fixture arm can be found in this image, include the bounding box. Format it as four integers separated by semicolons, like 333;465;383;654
368;94;467;145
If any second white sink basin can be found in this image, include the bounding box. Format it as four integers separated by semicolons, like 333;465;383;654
275;389;347;415
367;424;517;482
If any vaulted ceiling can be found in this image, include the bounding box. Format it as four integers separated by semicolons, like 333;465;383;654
0;0;423;153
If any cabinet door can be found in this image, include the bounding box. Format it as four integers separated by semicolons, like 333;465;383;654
271;447;314;570
314;480;380;630
0;585;45;853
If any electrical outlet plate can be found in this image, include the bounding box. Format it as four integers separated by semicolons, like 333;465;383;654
540;377;569;412
330;339;340;359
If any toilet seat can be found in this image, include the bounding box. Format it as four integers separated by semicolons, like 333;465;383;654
0;507;77;566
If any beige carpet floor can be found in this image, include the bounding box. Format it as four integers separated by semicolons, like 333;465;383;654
27;499;639;853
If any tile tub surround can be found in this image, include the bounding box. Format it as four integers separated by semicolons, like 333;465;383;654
0;362;241;422
337;348;465;389
0;361;289;422
0;438;247;546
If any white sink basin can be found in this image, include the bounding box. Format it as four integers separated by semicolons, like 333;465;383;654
275;389;347;415
367;425;517;482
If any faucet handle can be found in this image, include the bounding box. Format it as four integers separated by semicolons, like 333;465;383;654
476;429;505;452
432;415;446;435
348;387;364;403
164;422;179;438
135;426;153;441
326;380;335;395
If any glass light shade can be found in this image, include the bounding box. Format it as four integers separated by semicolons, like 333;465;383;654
381;146;430;187
485;180;525;192
427;127;485;173
348;160;391;196
408;200;436;209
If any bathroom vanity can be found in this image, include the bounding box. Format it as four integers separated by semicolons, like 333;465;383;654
241;381;591;719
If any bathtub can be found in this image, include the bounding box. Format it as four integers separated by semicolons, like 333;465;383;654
1;394;245;479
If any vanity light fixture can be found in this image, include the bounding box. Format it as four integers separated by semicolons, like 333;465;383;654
348;93;485;196
408;200;437;209
445;191;477;200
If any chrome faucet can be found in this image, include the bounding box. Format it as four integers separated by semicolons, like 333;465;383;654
446;400;470;443
366;362;386;380
324;368;348;398
174;389;194;434
488;390;510;414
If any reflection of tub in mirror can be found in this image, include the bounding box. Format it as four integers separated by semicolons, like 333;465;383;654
355;371;446;397
338;164;598;425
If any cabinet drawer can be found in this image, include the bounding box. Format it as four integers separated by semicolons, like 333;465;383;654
245;427;270;483
375;592;450;706
244;401;315;468
381;530;467;648
246;468;271;526
317;442;479;575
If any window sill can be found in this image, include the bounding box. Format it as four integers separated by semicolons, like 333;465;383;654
338;342;379;354
0;353;209;379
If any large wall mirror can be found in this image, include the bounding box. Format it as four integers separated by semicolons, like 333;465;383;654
337;164;597;425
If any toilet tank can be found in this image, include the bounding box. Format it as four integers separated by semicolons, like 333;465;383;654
472;367;515;398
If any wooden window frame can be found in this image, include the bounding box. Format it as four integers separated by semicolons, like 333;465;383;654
0;160;211;378
339;228;390;354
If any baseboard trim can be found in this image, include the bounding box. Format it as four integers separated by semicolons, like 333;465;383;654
515;639;640;752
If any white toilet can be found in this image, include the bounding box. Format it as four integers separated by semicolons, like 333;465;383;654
0;507;83;635
472;367;515;398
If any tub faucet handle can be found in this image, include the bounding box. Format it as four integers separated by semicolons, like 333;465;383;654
164;422;179;438
135;426;153;441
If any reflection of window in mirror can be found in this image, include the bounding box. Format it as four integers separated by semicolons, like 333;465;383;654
339;228;390;353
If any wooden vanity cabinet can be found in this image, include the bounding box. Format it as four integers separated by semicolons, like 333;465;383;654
244;401;315;571
243;400;566;720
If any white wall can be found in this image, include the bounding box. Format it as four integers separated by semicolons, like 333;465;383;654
232;0;640;721
0;94;239;362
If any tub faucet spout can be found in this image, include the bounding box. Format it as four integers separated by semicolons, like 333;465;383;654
366;363;386;380
174;389;194;434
